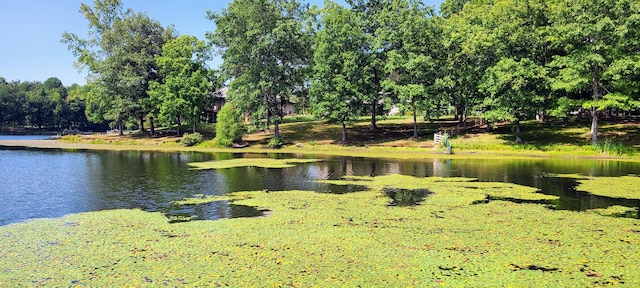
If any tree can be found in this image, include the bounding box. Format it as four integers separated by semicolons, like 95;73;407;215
346;0;394;130
66;84;91;129
547;0;640;145
43;77;69;129
480;58;548;143
215;102;245;147
62;0;173;135
311;1;367;143
149;35;212;135
470;0;552;143
381;0;439;139
0;79;27;129
436;1;487;124
208;0;314;141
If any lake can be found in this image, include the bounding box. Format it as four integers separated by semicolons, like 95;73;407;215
1;138;640;226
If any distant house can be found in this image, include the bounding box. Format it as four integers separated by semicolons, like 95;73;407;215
205;87;228;123
206;87;297;123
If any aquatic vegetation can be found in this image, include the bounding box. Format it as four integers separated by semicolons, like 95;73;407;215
187;158;321;169
1;184;639;286
171;194;231;205
320;174;558;202
585;205;639;218
574;175;640;200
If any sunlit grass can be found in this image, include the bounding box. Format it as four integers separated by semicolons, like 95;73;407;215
20;116;640;160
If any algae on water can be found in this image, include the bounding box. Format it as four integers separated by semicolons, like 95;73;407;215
188;158;321;169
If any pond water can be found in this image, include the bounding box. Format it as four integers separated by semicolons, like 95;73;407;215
1;139;640;226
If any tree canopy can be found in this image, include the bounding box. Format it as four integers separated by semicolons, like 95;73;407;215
3;0;639;148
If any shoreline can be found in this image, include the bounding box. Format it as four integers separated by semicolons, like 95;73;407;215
0;139;637;162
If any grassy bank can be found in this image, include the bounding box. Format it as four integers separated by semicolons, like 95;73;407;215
1;174;639;286
36;116;639;160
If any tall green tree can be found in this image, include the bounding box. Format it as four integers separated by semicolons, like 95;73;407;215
474;0;552;143
208;0;314;141
0;78;27;128
547;0;640;145
311;1;367;143
436;0;487;124
43;77;69;129
346;0;394;130
381;0;440;139
62;0;173;135
149;35;212;135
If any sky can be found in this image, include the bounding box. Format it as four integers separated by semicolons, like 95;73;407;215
0;0;443;86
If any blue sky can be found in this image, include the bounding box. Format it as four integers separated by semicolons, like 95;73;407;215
0;0;443;86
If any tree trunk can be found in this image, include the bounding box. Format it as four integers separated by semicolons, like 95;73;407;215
139;116;146;132
412;102;418;139
591;108;598;145
453;100;460;122
371;69;379;130
273;121;280;139
591;67;601;145
193;121;197;133
149;117;155;135
514;119;522;144
370;101;378;130
341;121;347;144
118;119;124;136
176;117;181;136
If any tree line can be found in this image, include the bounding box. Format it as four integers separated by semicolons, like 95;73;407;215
3;0;639;145
0;77;106;131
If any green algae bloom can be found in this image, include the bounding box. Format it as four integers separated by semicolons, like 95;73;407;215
1;175;639;286
574;175;640;200
188;158;321;169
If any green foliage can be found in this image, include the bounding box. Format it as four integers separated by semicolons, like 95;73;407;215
311;2;368;143
266;136;285;148
180;132;203;147
215;103;245;147
207;0;314;139
148;35;212;134
62;0;174;134
59;135;82;143
592;139;635;156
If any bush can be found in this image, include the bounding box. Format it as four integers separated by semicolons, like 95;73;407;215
215;104;245;147
266;136;285;148
180;132;202;147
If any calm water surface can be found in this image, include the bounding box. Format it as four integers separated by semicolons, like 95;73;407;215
1;140;639;226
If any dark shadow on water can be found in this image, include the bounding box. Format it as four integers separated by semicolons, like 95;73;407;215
322;184;369;194
384;188;433;207
541;175;640;219
165;200;265;223
471;195;557;208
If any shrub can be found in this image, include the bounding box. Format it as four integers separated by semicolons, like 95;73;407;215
180;132;202;147
266;136;285;148
215;104;245;147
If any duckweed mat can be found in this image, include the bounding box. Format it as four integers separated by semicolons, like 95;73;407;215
1;175;639;286
188;158;321;169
